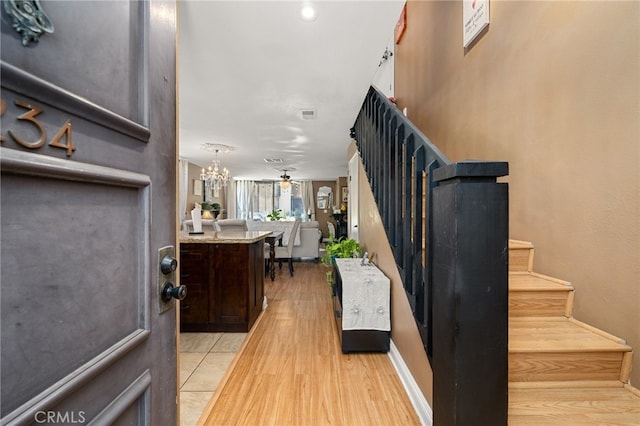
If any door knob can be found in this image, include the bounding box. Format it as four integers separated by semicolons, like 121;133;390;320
160;255;178;274
161;282;187;302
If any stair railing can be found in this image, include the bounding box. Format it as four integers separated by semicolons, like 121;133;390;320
352;85;510;425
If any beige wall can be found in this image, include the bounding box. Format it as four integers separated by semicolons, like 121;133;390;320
186;162;204;214
348;143;434;403
395;1;639;385
186;162;227;216
336;176;348;209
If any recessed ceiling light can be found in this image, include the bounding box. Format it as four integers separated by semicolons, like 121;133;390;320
300;3;318;22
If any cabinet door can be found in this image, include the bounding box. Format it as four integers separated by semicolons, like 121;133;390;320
247;241;264;326
212;244;248;326
179;243;210;327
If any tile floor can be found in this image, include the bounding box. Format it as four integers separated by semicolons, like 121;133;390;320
179;332;246;426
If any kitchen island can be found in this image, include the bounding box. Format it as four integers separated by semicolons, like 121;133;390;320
179;230;271;332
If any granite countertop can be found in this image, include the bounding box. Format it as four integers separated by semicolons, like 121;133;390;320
179;230;271;244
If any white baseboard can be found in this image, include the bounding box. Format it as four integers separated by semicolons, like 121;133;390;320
388;340;433;426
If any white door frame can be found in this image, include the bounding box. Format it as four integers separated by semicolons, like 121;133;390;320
348;153;359;242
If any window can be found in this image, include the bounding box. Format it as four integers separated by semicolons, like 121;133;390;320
254;182;275;219
250;182;304;220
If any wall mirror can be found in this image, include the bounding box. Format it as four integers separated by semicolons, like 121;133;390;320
317;186;332;211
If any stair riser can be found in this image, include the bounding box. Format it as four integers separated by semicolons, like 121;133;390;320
509;351;627;382
509;249;533;273
509;291;571;317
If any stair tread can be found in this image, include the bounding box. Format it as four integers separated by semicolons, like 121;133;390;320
510;317;631;352
510;272;572;291
509;385;640;423
509;384;640;425
509;239;535;249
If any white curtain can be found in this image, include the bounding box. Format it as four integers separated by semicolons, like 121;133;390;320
300;180;316;221
226;181;237;219
235;180;255;220
178;159;190;228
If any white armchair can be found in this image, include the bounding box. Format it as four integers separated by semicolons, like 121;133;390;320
215;219;248;232
182;219;215;232
292;221;322;261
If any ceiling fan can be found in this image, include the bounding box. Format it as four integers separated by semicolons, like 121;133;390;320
277;168;299;190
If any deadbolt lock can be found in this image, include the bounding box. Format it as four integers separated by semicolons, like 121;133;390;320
158;246;181;314
160;255;178;275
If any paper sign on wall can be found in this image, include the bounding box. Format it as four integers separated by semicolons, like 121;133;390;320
463;0;489;48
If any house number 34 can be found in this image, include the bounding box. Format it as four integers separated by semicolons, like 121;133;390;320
0;97;76;156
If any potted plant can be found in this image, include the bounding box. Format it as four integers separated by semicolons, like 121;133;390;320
211;202;221;219
201;201;221;218
267;209;283;221
321;236;362;288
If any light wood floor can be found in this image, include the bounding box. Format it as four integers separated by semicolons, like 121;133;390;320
198;262;420;426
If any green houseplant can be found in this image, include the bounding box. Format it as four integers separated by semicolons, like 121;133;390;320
200;201;221;218
211;202;221;218
321;236;362;286
267;209;283;221
201;201;220;211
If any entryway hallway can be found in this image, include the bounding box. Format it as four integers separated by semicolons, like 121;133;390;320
193;261;421;425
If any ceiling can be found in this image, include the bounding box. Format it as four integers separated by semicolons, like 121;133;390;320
177;0;405;181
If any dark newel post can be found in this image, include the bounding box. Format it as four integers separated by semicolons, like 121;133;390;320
431;161;509;426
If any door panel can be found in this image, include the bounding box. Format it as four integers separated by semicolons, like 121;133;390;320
1;1;177;424
1;1;147;124
1;151;151;417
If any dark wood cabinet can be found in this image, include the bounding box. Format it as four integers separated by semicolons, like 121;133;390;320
332;213;348;239
179;241;264;332
179;243;210;326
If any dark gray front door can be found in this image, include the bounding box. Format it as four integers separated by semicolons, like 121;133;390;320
1;1;178;424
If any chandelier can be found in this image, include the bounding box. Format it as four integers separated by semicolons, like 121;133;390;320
200;143;234;191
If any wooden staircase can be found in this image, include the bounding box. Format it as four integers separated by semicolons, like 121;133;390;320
507;239;640;424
